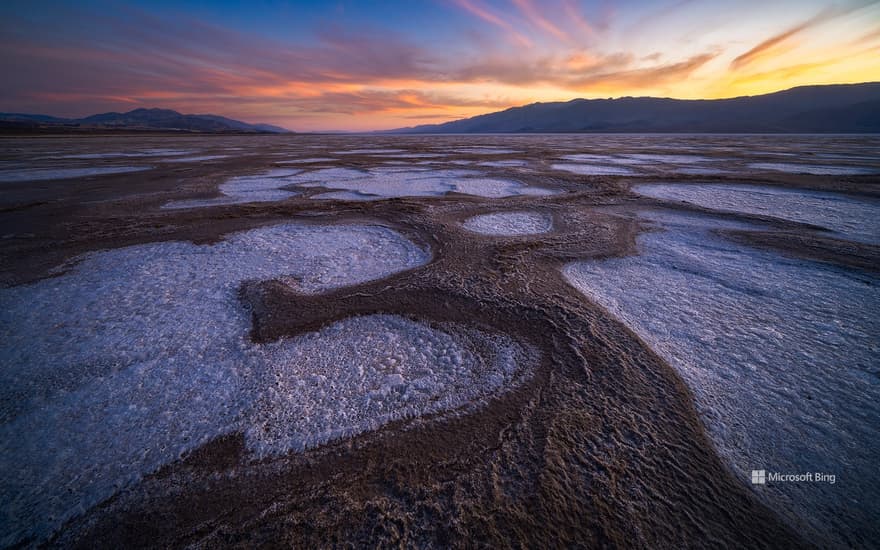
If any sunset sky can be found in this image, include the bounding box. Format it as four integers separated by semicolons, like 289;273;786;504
1;0;878;131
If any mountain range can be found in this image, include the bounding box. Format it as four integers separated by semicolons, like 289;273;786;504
4;83;878;134
390;82;880;134
0;108;290;133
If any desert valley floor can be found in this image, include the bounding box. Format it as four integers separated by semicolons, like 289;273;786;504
0;134;878;548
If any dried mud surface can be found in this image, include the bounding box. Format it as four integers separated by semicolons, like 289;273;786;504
2;134;878;549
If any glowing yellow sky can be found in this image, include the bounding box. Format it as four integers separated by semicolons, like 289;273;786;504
336;1;880;131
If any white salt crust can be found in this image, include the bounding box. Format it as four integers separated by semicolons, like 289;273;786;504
480;160;529;168
164;167;554;208
558;153;717;170
634;183;880;244
452;147;521;154
334;148;404;154
748;162;877;175
624;153;711;163
277;157;337;163
3;223;537;547
372;153;445;158
560;154;647;164
672;166;730;175
163;155;228;163
163;168;303;209
463;211;552;235
551;163;637;176
251;315;529;455
563;209;880;546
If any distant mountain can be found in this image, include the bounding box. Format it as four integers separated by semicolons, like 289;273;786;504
0;108;291;133
193;114;290;134
389;83;880;134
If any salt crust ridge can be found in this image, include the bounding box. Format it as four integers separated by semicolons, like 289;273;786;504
634;182;880;244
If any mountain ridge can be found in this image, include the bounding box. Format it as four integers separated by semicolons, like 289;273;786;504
387;82;880;134
0;107;291;133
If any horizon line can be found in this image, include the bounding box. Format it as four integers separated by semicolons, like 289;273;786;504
4;80;877;134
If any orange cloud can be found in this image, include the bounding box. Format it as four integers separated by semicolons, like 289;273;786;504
565;51;603;70
570;52;719;90
730;5;868;70
731;23;814;70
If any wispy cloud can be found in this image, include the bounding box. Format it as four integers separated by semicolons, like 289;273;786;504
852;27;880;46
730;43;880;87
730;4;872;70
561;0;596;39
730;13;824;70
449;48;719;91
452;0;533;47
512;0;571;44
569;51;719;89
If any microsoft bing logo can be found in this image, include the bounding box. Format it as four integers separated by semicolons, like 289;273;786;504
751;470;766;485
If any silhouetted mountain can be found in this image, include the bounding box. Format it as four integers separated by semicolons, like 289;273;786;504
0;113;69;124
194;114;289;134
389;83;880;134
0;108;291;133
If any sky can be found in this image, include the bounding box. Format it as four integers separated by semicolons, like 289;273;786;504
1;0;878;131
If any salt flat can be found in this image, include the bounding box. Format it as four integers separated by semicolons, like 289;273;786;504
634;182;880;244
1;133;878;548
